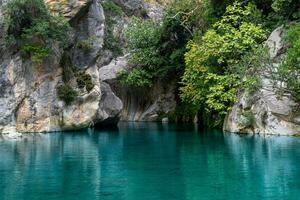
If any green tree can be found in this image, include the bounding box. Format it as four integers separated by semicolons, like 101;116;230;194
120;0;206;88
275;23;300;101
180;2;267;127
120;17;163;87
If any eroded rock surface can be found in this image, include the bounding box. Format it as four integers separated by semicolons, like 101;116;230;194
0;0;174;137
0;0;111;136
224;26;300;135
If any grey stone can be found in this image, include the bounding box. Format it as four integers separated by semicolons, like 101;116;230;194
117;81;177;122
0;0;177;137
96;82;123;124
72;0;105;69
99;55;129;81
224;26;300;135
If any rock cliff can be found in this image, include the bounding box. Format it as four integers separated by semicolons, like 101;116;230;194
0;0;175;138
224;26;300;135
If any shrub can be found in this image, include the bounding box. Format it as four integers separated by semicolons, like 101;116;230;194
77;40;92;52
180;2;267;127
102;1;123;17
237;110;255;128
121;0;220;89
119;17;164;87
60;53;94;92
102;1;123;57
60;52;75;83
118;69;153;88
103;31;123;56
21;44;50;64
57;85;78;105
75;72;94;92
3;0;71;63
5;0;49;39
275;23;300;101
231;45;272;94
271;0;300;19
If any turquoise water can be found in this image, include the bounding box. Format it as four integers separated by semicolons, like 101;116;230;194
1;123;300;200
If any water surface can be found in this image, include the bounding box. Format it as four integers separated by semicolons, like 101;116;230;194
1;123;300;200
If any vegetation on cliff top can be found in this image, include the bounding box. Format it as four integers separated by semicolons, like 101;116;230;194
120;0;205;88
2;0;71;64
2;0;97;106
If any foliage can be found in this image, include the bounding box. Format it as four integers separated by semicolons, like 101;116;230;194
3;0;71;63
255;0;299;30
157;103;198;123
163;0;209;35
126;18;161;49
180;65;240;127
202;0;234;25
121;0;205;88
103;31;123;56
118;68;153;88
275;23;300;101
60;52;94;92
102;1;123;17
76;72;94;92
237;110;255;128
120;17;164;87
102;1;123;56
231;45;272;94
120;0;300;128
271;0;300;18
5;0;300;127
21;44;50;64
60;52;75;83
180;2;267;127
77;37;96;52
57;85;78;105
5;0;48;39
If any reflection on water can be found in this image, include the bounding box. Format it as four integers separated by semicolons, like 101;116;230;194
1;123;300;200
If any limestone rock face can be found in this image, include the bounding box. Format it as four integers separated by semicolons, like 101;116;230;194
72;0;105;69
99;55;129;81
0;47;104;136
95;2;176;122
0;0;175;138
224;26;300;135
45;0;91;19
96;82;123;124
117;82;177;121
98;54;176;122
114;0;144;16
0;0;113;137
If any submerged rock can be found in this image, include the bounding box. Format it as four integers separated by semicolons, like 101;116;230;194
224;26;300;135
